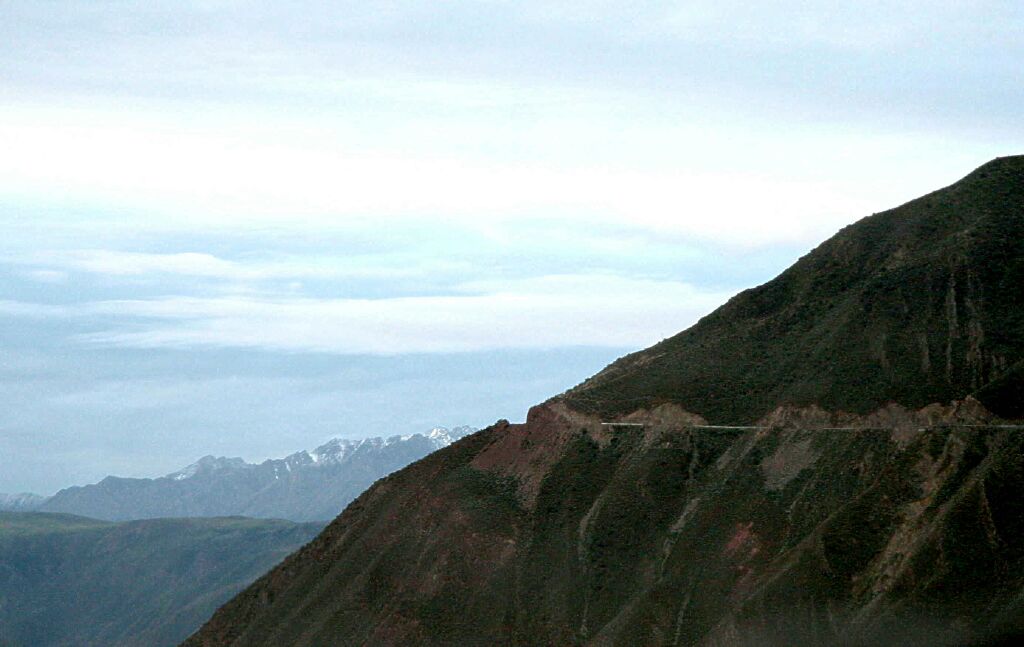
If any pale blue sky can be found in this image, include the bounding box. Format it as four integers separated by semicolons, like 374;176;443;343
1;1;1021;493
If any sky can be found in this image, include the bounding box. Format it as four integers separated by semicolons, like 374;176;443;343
1;1;1021;494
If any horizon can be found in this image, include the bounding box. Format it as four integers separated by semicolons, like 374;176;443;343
2;1;1022;494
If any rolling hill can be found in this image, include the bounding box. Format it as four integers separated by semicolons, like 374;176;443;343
0;512;321;647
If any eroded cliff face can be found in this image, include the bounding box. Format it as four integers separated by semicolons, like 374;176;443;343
186;400;1024;646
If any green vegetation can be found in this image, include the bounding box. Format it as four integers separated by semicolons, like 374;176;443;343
446;465;521;533
0;511;111;536
518;434;625;639
0;513;321;647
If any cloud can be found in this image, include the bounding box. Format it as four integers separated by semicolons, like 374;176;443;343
646;1;1021;50
0;274;732;354
45;375;314;412
12;249;451;282
22;269;69;283
0;102;895;248
0;112;804;241
0;300;72;317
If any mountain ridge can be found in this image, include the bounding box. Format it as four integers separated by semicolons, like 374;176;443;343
39;426;475;522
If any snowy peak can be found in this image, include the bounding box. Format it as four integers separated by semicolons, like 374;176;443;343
305;426;477;465
425;425;476;448
427;427;452;444
160;426;479;480
0;492;48;511
307;438;364;465
166;455;249;481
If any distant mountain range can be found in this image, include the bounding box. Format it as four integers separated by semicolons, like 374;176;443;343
0;493;47;511
0;511;320;647
14;426;475;522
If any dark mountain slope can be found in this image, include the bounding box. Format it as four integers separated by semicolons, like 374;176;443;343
187;402;1024;647
0;512;321;647
185;157;1024;646
563;155;1024;423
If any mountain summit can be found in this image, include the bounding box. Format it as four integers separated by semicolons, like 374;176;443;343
187;158;1024;647
564;155;1024;423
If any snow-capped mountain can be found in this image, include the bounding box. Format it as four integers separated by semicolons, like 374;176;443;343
39;426;477;522
302;425;474;464
167;456;250;481
0;492;47;511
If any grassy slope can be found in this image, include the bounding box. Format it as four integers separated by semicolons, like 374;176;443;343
0;513;322;647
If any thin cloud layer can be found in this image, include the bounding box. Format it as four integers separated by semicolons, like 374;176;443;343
5;274;732;354
0;105;881;247
10;250;445;281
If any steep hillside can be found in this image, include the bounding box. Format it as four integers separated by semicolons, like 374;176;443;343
185;157;1024;646
0;512;321;647
187;402;1024;646
40;427;474;522
564;156;1024;423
